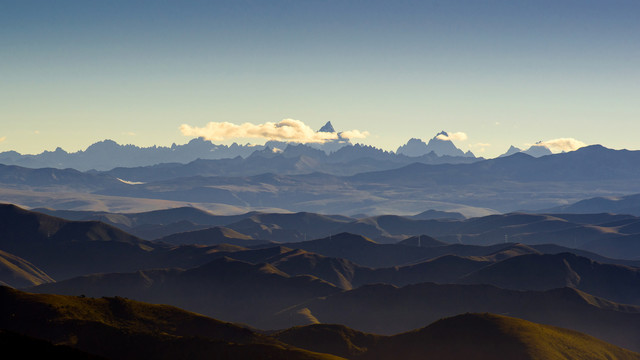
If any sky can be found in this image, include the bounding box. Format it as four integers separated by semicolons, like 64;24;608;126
1;0;638;158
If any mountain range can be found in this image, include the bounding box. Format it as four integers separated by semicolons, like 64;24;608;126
0;125;478;171
3;143;640;217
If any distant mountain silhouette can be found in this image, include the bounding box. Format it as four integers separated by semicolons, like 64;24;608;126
0;138;262;171
545;193;640;216
499;145;522;157
11;145;640;216
318;121;336;133
499;143;553;158
396;132;474;158
409;209;465;220
0;126;481;173
522;143;553;157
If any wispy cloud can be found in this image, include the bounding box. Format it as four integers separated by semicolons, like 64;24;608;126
340;129;370;139
0;136;6;143
180;119;369;144
529;138;586;153
123;131;136;136
436;132;468;142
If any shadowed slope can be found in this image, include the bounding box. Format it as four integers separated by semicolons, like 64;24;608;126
459;252;640;305
29;257;341;327
275;324;381;359
0;286;345;360
0;330;105;359
157;226;270;247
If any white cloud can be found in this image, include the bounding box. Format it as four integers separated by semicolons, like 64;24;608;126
340;129;370;139
34;130;40;134
469;142;491;153
0;136;5;143
470;142;491;148
436;132;468;142
528;138;586;153
180;119;369;144
123;131;136;136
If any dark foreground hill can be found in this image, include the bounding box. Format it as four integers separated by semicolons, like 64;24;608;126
0;329;105;359
0;286;343;360
2;287;638;360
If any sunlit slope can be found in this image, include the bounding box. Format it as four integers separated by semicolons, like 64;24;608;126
0;249;54;288
358;313;640;360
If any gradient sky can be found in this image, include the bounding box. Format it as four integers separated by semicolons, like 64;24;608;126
1;0;638;158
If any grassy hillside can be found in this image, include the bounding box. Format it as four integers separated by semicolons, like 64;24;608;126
358;313;640;360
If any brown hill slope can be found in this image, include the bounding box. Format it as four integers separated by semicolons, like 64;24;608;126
358;313;640;360
0;249;54;288
274;313;640;360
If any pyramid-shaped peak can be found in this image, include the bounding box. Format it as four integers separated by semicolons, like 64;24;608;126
318;121;336;133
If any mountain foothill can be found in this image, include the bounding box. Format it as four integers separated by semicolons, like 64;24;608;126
2;129;640;359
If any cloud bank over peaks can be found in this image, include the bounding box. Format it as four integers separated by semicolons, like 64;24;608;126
436;132;468;142
529;138;586;153
180;119;369;144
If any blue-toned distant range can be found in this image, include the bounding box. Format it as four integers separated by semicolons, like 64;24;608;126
1;1;638;157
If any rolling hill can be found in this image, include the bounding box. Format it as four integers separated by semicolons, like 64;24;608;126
356;313;640;360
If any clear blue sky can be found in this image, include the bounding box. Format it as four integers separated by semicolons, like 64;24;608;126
1;0;638;157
